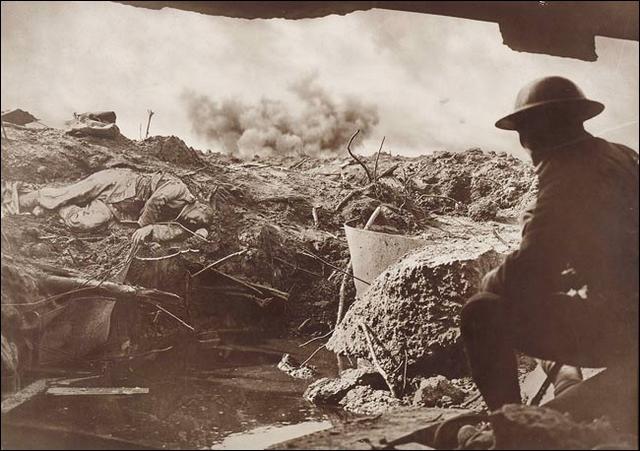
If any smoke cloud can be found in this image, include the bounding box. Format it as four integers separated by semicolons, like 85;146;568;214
183;74;379;157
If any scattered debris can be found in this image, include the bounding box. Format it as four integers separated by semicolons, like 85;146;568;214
303;368;384;405
412;375;466;408
277;353;317;380
66;111;121;139
339;385;401;415
2;108;38;126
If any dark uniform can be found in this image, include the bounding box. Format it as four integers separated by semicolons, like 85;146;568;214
461;134;639;409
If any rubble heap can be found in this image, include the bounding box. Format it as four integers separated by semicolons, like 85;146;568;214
326;241;506;386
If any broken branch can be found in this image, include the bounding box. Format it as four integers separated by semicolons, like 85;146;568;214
3;274;181;307
299;329;334;348
142;302;194;331
300;343;326;367
334;164;399;212
373;136;386;181
346;129;373;183
135;248;199;261
359;322;397;398
191;249;247;278
299;248;370;286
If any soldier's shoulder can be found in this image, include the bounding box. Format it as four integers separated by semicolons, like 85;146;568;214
596;138;639;164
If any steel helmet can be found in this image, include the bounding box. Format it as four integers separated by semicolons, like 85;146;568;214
495;76;604;130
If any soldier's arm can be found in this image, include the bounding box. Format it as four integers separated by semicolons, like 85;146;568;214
138;180;194;227
131;223;185;245
481;165;579;299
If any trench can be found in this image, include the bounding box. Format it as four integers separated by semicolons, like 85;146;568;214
1;255;345;450
1;336;340;450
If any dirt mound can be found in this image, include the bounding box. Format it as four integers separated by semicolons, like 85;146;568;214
141;135;203;166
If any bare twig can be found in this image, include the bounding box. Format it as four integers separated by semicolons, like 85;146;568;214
1;271;180;307
210;270;263;295
300;344;326;367
1;122;8;140
298;248;370;285
492;227;511;248
190;249;247;278
402;349;408;394
461;392;482;408
142;302;194;331
340;160;357;169
299;330;334;348
335;190;360;212
273;256;323;278
135;248;199;261
373;136;386;181
248;281;289;300
334;164;399;212
289;157;309;169
336;271;350;328
359;322;397;398
346;130;373;183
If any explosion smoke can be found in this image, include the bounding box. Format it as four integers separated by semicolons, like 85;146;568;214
183;75;379;157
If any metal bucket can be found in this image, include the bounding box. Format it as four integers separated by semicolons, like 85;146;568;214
344;224;427;297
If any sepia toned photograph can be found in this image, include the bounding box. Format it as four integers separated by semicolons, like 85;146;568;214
1;1;638;449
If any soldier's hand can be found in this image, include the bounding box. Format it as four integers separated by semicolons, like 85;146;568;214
131;225;154;246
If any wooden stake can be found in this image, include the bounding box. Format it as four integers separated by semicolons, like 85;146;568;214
145;109;154;139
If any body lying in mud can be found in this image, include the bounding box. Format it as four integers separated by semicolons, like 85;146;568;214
2;168;214;245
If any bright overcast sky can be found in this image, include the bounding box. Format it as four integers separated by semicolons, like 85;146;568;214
2;1;638;158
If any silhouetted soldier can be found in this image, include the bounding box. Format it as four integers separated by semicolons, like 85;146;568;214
461;76;638;430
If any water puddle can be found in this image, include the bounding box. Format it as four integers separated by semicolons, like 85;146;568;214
210;420;333;450
1;338;339;449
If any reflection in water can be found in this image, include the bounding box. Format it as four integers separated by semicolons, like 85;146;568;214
211;420;333;450
2;338;339;449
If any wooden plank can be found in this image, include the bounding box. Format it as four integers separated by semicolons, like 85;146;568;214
1;378;56;415
46;387;149;396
